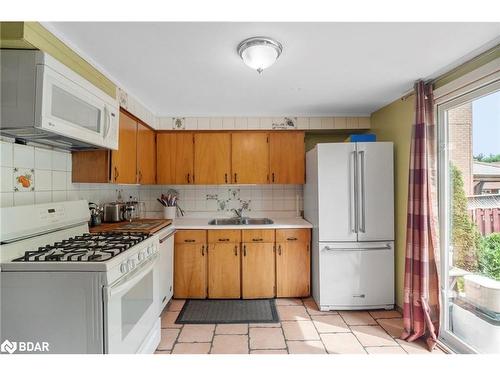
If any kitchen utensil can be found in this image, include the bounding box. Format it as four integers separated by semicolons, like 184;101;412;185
163;206;176;219
88;202;102;227
176;204;185;217
123;204;135;222
103;202;126;222
90;212;102;227
137;201;146;219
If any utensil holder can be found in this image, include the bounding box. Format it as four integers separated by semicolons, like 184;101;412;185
163;206;176;219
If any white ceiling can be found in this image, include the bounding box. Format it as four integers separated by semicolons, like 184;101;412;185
43;22;500;116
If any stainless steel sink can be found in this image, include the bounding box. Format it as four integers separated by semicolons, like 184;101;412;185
208;217;274;225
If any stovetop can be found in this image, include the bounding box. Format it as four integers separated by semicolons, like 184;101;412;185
12;232;150;262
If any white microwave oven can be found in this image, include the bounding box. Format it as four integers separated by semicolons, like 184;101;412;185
0;50;119;150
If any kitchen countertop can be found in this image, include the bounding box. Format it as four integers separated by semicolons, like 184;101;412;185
89;219;172;234
172;217;312;230
89;217;312;233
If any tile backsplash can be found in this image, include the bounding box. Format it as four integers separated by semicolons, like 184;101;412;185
1;139;303;218
139;184;303;219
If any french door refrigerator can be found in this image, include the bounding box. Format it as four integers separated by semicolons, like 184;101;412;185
304;142;394;311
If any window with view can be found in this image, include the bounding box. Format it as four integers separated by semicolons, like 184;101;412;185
439;84;500;353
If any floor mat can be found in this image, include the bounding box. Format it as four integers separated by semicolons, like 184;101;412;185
175;299;279;324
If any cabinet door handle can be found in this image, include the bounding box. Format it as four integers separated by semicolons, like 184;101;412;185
225;173;228;184
187;173;191;184
218;238;229;242
286;237;298;241
278;244;282;256
243;245;246;257
201;245;205;256
252;238;263;242
234;245;238;256
234;173;238;183
114;167;119;181
184;239;195;243
272;172;275;183
138;170;142;183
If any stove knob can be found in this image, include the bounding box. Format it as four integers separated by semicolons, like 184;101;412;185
128;259;136;269
146;246;152;255
120;263;129;274
138;251;145;261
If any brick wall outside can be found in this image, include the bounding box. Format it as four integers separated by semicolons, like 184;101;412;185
448;102;473;195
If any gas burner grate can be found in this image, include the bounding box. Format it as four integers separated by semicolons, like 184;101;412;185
13;232;151;262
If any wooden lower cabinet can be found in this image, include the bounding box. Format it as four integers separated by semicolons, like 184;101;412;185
208;243;241;298
173;228;310;299
174;230;207;299
242;242;276;299
276;229;311;297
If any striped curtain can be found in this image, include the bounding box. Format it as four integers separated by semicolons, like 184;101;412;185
401;80;440;351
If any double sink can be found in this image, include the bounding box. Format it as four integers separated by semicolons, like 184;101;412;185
208;217;274;225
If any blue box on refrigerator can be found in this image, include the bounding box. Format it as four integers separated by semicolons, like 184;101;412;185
347;133;376;142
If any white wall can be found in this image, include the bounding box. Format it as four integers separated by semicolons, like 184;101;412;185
0;139;303;219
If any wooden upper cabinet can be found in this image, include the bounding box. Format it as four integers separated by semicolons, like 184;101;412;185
72;150;111;183
194;133;231;184
136;123;156;184
73;110;159;185
157;133;194;184
232;132;269;184
111;110;138;184
269;132;305;184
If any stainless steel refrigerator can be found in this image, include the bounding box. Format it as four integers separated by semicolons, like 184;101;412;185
304;142;395;311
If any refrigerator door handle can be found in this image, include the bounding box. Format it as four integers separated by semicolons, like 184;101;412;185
358;150;366;233
350;151;358;233
323;244;391;251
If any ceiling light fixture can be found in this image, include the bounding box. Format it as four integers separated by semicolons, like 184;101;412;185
237;37;283;74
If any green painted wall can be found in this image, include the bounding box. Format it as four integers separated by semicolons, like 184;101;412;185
370;97;414;307
305;133;350;151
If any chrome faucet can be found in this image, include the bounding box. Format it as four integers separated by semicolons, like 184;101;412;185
232;201;249;218
232;208;243;218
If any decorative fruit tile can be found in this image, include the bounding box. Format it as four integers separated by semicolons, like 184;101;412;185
13;168;35;192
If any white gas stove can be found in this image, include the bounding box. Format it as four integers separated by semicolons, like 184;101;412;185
0;200;161;354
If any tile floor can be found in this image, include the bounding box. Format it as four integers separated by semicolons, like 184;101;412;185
155;298;446;355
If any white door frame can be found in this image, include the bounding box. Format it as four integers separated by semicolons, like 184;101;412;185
436;78;500;354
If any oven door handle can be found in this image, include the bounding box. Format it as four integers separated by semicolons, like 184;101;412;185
106;254;158;298
159;230;175;244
